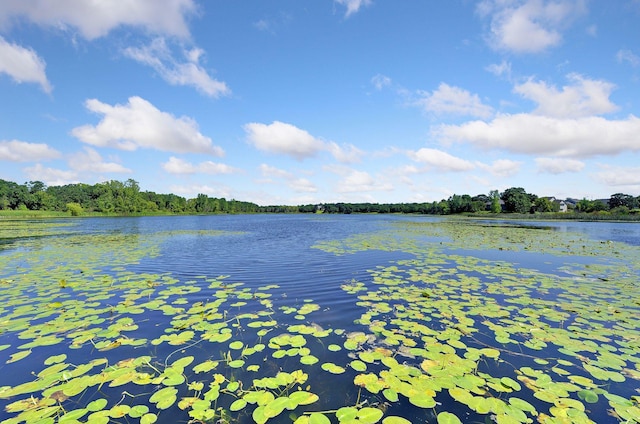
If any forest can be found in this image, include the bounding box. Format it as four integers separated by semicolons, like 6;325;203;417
0;178;639;217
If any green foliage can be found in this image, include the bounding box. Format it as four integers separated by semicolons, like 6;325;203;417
0;178;262;216
489;190;502;213
501;187;532;214
2;218;640;423
1;177;639;219
576;198;607;213
533;197;554;213
609;192;638;209
66;202;83;216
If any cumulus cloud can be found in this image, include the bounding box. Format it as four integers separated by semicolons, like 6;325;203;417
415;83;493;118
71;96;223;155
0;36;51;92
596;166;640;187
244;121;361;163
23;163;78;186
259;163;292;180
162;156;239;175
245;121;324;160
514;74;617;118
436;114;640;158
535;157;585;174
616;49;640;67
336;170;393;193
123;38;230;98
258;164;317;193
289;178;317;193
68;147;131;173
477;0;586;53
408;148;476;172
477;159;523;177
325;141;364;164
335;0;372;17
0;0;197;40
0;139;60;162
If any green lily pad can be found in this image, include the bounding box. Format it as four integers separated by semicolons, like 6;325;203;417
230;399;247;411
382;417;412;424
149;386;177;410
409;393;436;408
229;340;244;350
309;412;331;424
357;407;384;423
437;412;462;424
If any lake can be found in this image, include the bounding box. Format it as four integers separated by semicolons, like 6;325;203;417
1;214;639;424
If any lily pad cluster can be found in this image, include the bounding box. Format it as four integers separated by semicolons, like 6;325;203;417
1;217;639;424
315;219;640;423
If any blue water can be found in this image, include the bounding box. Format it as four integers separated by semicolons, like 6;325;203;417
1;214;639;424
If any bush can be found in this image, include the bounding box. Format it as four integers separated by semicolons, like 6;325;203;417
66;202;83;216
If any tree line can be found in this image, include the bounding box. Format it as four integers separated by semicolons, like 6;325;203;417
1;178;638;217
0;178;262;215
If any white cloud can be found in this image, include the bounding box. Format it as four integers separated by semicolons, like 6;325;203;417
486;60;512;79
258;163;317;193
325;141;364;164
478;0;586;53
477;159;523;177
0;139;60;162
0;36;51;92
595;166;640;187
371;74;391;90
290;178;317;193
72;96;223;155
535;157;585;174
616;49;640;67
68;147;131;173
0;0;197;40
162;156;239;175
259;163;292;179
408;148;475;172
415;83;493;118
245;121;324;160
245;121;360;163
123;38;230;98
23;163;78;186
169;184;231;199
335;0;372;17
436;113;640;158
336;170;393;193
514;74;617;118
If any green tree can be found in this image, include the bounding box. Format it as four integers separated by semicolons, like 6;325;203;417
609;193;637;210
534;197;554;213
489;190;502;213
501;187;531;214
66;202;83;216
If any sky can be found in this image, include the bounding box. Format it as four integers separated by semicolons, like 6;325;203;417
1;0;640;206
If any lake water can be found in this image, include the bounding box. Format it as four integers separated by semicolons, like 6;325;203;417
1;214;639;424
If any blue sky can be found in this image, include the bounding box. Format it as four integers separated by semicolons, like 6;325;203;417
1;0;639;205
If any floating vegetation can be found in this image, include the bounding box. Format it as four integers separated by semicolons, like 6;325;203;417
1;217;639;423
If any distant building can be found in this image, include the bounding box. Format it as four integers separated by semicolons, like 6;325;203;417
544;196;570;213
557;200;568;213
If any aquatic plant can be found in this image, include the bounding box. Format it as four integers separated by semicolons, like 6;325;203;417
1;218;639;423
